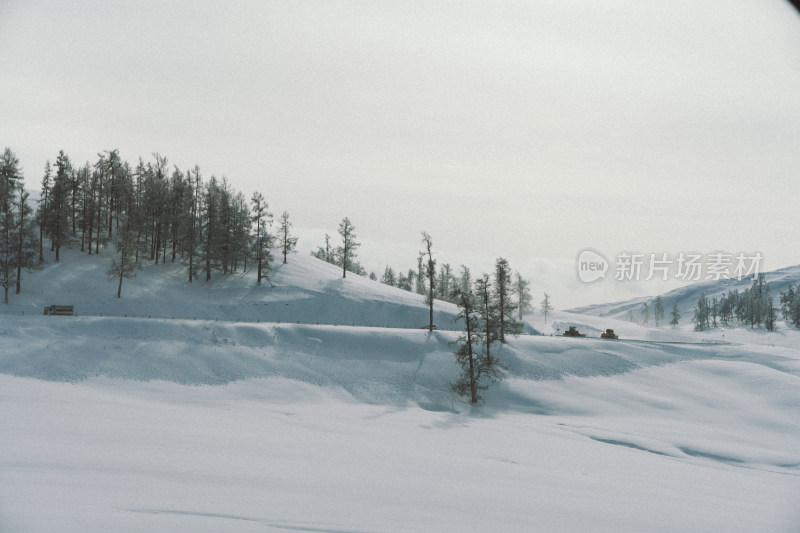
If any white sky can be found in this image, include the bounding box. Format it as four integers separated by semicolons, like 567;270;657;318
2;0;800;307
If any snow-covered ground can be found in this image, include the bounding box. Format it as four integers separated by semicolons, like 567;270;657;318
1;248;799;532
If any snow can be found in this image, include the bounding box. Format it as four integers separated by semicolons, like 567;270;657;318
1;247;799;532
569;264;800;321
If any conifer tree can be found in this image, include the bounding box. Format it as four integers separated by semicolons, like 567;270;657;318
541;292;553;324
451;286;506;405
420;231;436;331
13;183;38;295
37;162;51;262
494;258;522;342
436;263;454;301
380;265;397;286
692;293;709;331
415;255;426;296
0;148;23;303
185;166;202;282
312;233;335;264
336;217;360;278
457;265;472;296
277;211;298;264
654;296;664;326
250;191;272;285
451;287;482;404
780;284;800;328
474;274;499;366
514;271;533;320
670;302;681;327
107;175;139;298
48;151;73;261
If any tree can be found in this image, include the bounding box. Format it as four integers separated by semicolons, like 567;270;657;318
474;274;499;366
670;302;681;327
336;217;360;278
514;271;533;320
106;175;139;298
541;292;553;324
184;166;202;282
641;301;650;325
380;265;397;286
436;263;454;302
451;288;482;404
420;231;436;331
201;175;227;281
312;233;335;264
277;211;298;264
654;296;664;327
47;151;73;261
494;258;521;342
692;293;709;331
0;148;23;303
710;297;719;328
36;161;51;262
450;287;505;405
13;183;38;295
250;191;273;285
765;293;777;332
415;255;426;296
780;284;800;328
457;265;472;296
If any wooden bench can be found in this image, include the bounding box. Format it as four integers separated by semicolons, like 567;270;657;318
43;305;74;316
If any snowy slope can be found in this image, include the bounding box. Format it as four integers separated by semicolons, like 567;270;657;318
1;246;799;532
4;246;465;330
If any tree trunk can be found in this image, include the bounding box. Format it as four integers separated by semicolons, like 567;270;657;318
117;251;125;299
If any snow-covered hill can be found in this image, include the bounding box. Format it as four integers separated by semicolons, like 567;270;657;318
4;246;465;330
569;264;800;321
1;246;799;532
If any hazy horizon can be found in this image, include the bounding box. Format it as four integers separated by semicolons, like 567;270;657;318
2;0;799;307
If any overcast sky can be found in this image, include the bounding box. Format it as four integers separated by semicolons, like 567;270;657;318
2;0;800;308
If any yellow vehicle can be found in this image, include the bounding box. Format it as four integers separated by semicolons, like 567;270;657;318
600;329;618;339
563;326;586;337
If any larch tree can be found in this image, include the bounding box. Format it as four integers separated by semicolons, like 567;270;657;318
13;183;38;295
474;273;499;367
185;166;202;282
541;292;553;324
0;148;23;304
692;293;709;331
312;233;335;264
436;263;454;301
48;151;73;261
451;286;506;405
654;296;665;327
420;231;436;331
336;217;360;278
37;161;51;262
493;258;522;343
451;287;483;404
641;301;650;325
514;271;533;321
277;211;298;264
250;191;273;285
381;265;397;286
457;265;472;296
106;174;139;298
670;302;681;327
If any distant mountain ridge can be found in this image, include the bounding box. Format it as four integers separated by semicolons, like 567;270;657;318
569;264;800;320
